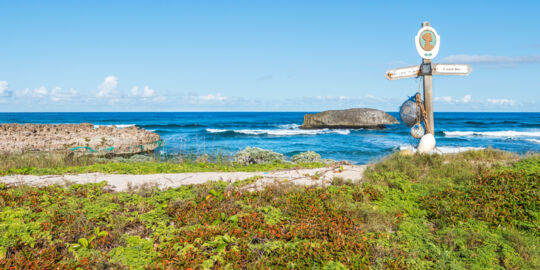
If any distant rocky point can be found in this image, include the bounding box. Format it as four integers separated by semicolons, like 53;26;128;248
0;123;161;155
300;108;399;129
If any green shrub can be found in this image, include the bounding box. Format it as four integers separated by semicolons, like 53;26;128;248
109;235;157;269
291;151;322;163
233;147;285;165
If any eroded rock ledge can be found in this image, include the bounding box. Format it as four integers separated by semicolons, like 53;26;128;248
0;123;161;155
300;108;399;129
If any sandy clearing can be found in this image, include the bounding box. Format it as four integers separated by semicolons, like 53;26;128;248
0;165;367;191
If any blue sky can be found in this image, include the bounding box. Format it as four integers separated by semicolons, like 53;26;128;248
0;0;539;112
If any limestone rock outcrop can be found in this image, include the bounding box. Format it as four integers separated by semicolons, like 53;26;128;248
0;123;161;154
300;108;399;129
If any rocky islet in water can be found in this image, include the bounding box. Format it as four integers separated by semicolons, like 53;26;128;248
300;108;399;129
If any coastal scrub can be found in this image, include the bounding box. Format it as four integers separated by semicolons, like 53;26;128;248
0;149;538;269
0;150;326;176
233;147;286;165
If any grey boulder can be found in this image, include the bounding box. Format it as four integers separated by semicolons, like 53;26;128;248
300;108;399;129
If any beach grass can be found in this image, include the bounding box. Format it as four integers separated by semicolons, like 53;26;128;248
0;152;327;176
0;149;538;269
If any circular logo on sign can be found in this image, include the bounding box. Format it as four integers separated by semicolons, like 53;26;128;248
415;26;440;60
419;30;436;51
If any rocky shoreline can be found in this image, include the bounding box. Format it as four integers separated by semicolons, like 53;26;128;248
0;123;161;155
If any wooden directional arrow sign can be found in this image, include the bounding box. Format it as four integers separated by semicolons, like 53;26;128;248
432;64;471;75
385;65;420;80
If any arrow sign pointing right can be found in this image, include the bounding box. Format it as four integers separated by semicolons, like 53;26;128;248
432;64;472;75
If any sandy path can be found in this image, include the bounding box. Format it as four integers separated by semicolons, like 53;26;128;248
0;165;367;191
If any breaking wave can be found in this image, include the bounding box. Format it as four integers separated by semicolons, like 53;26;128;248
206;128;350;136
276;123;300;129
443;130;540;138
94;124;136;129
138;123;205;129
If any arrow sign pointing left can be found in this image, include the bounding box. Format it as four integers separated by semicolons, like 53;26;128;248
385;65;420;80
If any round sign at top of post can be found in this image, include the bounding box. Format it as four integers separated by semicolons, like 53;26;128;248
415;22;440;60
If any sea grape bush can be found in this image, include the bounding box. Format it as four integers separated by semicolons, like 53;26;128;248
233;147;285;165
0;149;537;269
291;151;322;164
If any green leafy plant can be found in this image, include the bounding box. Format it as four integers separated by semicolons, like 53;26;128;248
233;147;285;165
68;227;108;255
291;151;322;164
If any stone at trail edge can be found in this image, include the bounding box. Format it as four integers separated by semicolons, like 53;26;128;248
300;108;399;129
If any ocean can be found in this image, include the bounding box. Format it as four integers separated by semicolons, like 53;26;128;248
1;112;539;164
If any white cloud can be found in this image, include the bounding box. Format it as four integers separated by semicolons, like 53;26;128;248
130;86;157;98
97;76;164;103
19;86;48;98
1;76;168;109
130;87;139;96
18;86;76;102
315;95;351;101
487;98;515;106
0;81;12;97
34;86;48;96
434;95;472;104
197;93;228;102
440;54;540;66
50;87;77;102
97;76;119;98
435;96;453;103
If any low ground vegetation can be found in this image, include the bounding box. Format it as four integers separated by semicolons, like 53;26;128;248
0;149;538;269
233;147;286;165
0;149;328;176
291;151;331;164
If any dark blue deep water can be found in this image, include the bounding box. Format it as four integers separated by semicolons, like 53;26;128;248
1;112;538;164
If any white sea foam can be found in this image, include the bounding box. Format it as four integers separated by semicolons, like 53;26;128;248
206;128;350;136
399;145;484;154
443;130;540;138
206;128;228;133
277;123;300;129
526;139;540;144
114;124;136;128
94;124;136;129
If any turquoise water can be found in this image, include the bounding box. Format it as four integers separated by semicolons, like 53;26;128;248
1;112;538;164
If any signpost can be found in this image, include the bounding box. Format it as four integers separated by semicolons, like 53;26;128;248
386;21;471;152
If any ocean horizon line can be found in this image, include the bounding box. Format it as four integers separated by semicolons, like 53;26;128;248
0;111;539;114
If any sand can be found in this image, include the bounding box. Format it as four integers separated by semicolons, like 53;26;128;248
0;165;367;191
